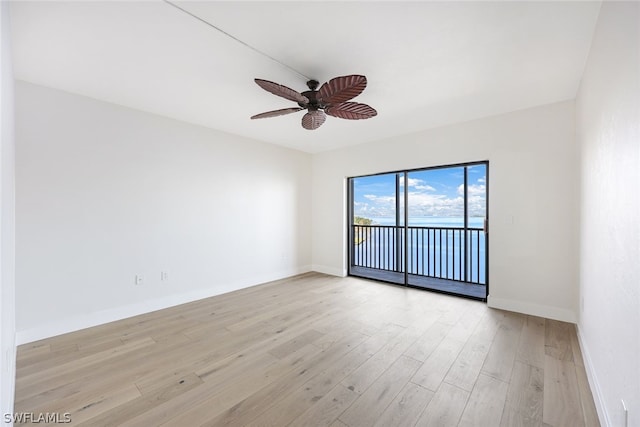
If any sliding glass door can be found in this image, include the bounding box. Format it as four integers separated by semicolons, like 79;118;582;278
348;162;488;300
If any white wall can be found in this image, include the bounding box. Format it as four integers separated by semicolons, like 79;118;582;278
0;1;17;424
15;81;312;343
312;100;579;322
576;2;640;426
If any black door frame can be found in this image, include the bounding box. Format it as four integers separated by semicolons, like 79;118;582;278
347;160;489;301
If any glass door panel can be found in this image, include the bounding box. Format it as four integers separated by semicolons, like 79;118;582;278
404;167;466;289
349;173;404;285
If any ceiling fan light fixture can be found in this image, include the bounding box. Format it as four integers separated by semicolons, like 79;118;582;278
302;110;326;130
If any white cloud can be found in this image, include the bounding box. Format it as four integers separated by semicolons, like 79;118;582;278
415;184;436;191
457;183;485;196
399;176;436;191
406;192;465;217
357;179;486;218
364;194;395;204
358;195;397;217
468;184;485;196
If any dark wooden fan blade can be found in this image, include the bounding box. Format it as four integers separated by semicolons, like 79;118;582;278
301;110;326;130
318;75;367;104
251;107;304;119
254;79;309;104
325;102;377;120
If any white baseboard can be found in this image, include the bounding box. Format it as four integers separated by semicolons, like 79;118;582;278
311;264;346;277
487;295;577;323
16;266;312;345
576;324;610;427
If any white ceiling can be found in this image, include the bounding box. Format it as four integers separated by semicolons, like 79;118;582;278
10;1;601;153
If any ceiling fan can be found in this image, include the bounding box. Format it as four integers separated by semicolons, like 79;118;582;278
250;75;377;130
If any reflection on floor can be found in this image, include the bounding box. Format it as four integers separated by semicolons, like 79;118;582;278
350;266;487;300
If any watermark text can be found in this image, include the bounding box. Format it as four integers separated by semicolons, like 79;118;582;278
3;412;72;424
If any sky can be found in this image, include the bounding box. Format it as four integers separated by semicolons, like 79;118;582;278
353;165;486;219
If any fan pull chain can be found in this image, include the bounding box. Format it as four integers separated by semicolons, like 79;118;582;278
162;0;313;82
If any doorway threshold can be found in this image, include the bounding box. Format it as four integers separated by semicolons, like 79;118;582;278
350;266;486;301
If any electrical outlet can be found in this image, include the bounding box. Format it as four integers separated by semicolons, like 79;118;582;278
135;275;144;285
622;399;628;427
161;271;168;282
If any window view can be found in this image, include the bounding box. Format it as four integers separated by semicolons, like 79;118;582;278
349;162;488;300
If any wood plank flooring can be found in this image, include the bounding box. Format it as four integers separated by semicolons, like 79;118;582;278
14;272;599;426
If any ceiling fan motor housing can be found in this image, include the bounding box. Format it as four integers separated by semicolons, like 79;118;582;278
301;89;322;110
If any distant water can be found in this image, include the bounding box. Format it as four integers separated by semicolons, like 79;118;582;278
353;216;487;284
366;216;484;228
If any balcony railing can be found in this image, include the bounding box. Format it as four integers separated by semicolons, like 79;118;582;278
351;225;486;285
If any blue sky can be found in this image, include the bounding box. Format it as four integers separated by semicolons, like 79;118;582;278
353;165;486;218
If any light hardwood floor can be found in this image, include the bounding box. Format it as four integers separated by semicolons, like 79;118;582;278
15;273;600;426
